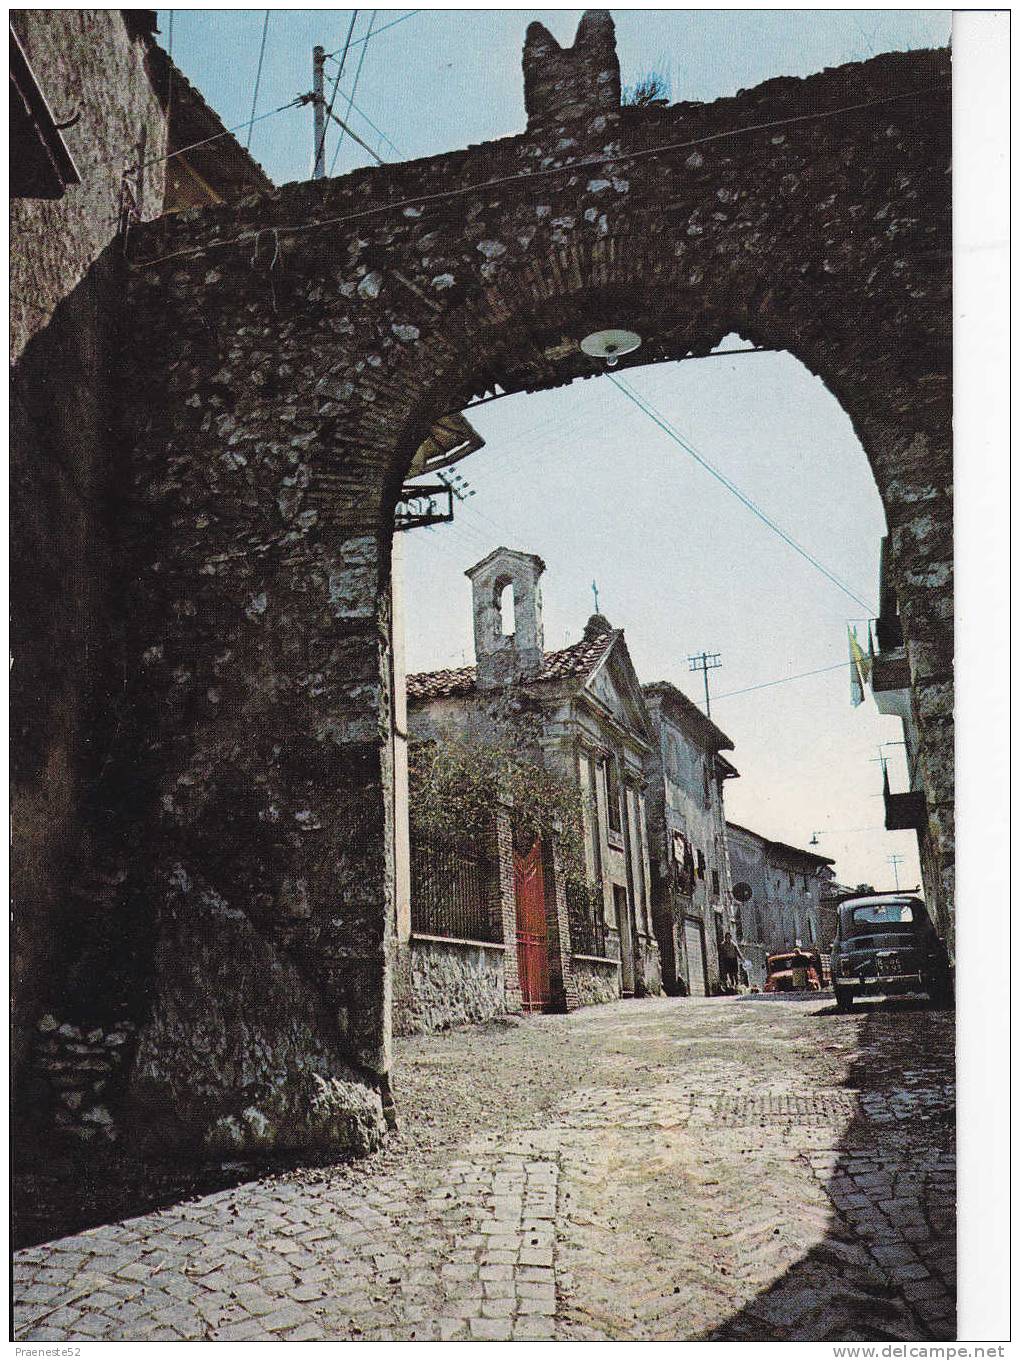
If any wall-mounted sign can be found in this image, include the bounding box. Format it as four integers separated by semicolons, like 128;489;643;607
733;881;753;903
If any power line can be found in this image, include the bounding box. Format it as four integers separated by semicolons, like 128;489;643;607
132;82;949;269
712;660;850;701
83;96;305;184
245;11;271;152
325;10;418;58
608;374;876;613
330;84;402;158
330;10;379;175
316;11;359;175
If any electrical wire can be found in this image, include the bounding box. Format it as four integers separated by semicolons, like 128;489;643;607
330;10;379;175
325;10;418;58
331;86;402;158
131;82;948;269
82;96;305;183
608;374;877;613
244;11;271;152
316;10;360;174
712;660;850;701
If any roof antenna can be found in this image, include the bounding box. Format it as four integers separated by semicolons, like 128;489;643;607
592;579;600;614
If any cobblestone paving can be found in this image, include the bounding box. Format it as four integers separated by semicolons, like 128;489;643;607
13;995;955;1342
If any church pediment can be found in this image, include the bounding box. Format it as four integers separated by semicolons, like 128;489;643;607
581;636;655;747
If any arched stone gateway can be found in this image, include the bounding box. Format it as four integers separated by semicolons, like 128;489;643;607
116;15;951;1153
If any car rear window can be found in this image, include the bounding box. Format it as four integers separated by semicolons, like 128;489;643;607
851;903;914;925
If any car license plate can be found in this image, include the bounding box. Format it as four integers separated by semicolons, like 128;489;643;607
877;952;901;974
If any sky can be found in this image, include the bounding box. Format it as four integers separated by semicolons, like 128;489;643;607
160;7;953;894
161;8;951;185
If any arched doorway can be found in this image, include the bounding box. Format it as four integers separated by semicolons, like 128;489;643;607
117;13;951;1151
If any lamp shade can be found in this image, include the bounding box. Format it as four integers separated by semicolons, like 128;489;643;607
579;328;642;367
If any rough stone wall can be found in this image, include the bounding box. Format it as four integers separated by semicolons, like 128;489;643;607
10;11;170;1079
571;956;621;1008
393;937;508;1035
116;19;951;1138
27;1013;138;1145
523;12;621;132
10;11;169;363
125;881;386;1157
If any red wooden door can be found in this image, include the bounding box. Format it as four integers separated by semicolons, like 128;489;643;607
514;840;549;1011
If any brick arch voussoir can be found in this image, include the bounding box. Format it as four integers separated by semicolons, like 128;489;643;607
354;238;910;546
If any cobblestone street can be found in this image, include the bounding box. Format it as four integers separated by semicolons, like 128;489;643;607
13;994;955;1342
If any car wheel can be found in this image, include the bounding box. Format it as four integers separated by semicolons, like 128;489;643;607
835;985;855;1013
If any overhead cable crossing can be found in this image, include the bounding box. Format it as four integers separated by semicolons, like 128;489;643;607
324;10;418;59
244;11;271;151
608;374;877;614
330;9;379;175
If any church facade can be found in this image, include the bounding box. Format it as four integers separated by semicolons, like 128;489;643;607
399;548;662;1030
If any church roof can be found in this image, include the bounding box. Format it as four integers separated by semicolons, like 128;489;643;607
406;619;616;702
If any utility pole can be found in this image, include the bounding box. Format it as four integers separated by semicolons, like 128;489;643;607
688;651;722;717
312;45;326;179
887;853;904;890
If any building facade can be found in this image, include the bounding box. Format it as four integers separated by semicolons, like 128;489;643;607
642;683;739;997
726;824;836;989
400;548;661;1030
859;537;948;944
11;11;273;1124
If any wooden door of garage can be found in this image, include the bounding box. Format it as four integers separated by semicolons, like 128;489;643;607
683;917;708;997
514;839;549;1011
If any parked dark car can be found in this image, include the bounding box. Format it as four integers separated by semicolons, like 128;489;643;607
831;893;952;1012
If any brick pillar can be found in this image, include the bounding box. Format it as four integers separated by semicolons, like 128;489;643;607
542;834;580;1012
492;801;522;1014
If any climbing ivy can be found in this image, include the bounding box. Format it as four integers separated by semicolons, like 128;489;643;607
408;737;591;887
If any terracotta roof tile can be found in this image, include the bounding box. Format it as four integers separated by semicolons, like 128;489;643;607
406;627;615;702
405;665;476;700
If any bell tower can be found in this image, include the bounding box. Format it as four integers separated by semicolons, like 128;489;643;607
465;548;546;690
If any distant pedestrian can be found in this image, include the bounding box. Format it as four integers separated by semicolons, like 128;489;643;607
719;931;741;993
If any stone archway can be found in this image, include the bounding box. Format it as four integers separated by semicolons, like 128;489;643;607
116;14;951;1151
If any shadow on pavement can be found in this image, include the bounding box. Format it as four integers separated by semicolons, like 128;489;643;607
707;997;956;1343
11;1147;317;1251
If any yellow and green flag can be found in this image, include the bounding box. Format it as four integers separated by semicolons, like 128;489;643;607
848;626;872;707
